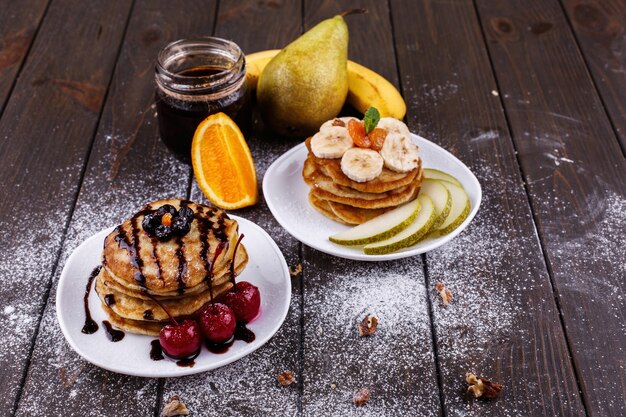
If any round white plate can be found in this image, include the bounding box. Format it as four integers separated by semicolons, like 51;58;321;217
56;216;291;377
263;133;481;261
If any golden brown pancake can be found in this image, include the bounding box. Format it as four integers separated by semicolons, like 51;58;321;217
305;137;420;193
303;157;416;202
95;268;233;322
100;303;164;336
102;245;248;300
327;201;393;225
102;199;244;295
308;192;347;224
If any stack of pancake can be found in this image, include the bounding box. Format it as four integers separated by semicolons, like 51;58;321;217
303;137;424;224
94;199;248;336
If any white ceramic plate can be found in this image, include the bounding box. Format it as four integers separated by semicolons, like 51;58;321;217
56;216;291;377
263;133;481;261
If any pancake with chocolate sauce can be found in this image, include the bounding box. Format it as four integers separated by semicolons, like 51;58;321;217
97;199;248;335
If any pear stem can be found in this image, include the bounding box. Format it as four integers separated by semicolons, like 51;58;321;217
340;8;367;17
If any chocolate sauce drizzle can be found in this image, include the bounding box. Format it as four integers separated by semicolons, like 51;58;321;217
81;266;101;334
150;340;164;361
205;323;256;354
104;294;115;306
149;236;163;282
143;309;154;320
102;320;125;342
114;224;146;286
174;201;190;295
230;234;244;287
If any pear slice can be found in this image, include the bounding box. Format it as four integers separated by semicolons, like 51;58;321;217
363;194;436;255
434;180;470;236
423;168;462;186
329;198;420;246
420;179;451;230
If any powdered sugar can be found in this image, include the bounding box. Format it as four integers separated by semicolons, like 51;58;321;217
301;257;440;416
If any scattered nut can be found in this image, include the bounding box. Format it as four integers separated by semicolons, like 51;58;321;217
289;263;303;276
330;383;337;389
161;395;190;416
435;282;452;305
277;370;296;386
466;372;503;399
353;388;371;406
332;118;346;127
357;314;379;337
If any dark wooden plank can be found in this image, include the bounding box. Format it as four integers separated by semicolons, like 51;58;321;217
162;1;305;415
300;1;442;415
561;0;626;151
0;0;48;113
391;0;586;415
475;0;626;415
14;1;221;415
0;1;133;415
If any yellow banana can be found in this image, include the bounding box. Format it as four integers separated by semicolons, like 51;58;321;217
245;50;406;119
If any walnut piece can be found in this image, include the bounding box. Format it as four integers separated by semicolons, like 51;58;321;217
466;372;503;399
289;263;303;276
357;314;379;337
332;118;346;127
277;370;296;386
353;388;371;406
161;395;190;416
435;282;452;305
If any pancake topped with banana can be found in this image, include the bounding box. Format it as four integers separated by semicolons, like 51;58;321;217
303;111;423;224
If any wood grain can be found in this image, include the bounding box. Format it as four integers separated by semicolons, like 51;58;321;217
0;0;132;415
0;0;48;113
162;1;305;415
300;1;442;415
14;1;220;415
561;0;626;151
476;0;626;415
391;0;586;414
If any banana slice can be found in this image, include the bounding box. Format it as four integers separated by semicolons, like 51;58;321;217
380;133;420;172
340;148;384;182
310;126;354;159
319;117;358;132
377;118;410;136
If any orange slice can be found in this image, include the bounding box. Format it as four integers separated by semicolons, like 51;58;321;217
191;113;258;209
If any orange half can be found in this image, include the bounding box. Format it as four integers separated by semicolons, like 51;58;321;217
191;113;258;209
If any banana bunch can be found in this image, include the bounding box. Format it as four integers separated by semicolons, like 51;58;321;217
245;50;406;120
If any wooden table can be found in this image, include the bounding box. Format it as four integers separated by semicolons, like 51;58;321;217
1;0;624;415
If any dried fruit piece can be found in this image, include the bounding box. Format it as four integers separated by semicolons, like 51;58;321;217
161;395;190;416
289;263;303;276
347;119;371;148
277;370;296;386
357;314;378;337
368;127;387;151
435;282;452;305
353;388;371;406
466;372;503;399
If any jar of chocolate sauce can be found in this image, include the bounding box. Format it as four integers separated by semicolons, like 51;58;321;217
155;37;250;162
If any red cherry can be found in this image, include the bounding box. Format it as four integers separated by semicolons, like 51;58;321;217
199;303;236;344
223;281;261;323
159;319;201;359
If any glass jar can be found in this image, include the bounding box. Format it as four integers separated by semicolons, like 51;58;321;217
155;37;249;162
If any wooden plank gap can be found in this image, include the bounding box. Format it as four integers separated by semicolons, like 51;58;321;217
556;0;626;156
9;2;138;415
0;0;51;117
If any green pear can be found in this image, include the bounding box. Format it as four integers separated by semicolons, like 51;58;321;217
329;197;421;246
257;11;362;138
